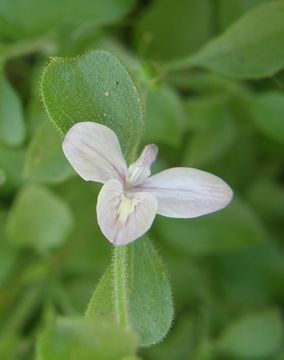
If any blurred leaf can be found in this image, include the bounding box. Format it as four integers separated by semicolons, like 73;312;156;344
0;334;18;360
156;197;266;255
0;212;17;286
0;144;25;193
24;121;74;184
144;85;186;147
41;50;144;158
0;0;135;39
249;92;284;144
54;178;109;276
0;168;6;187
183;117;235;167
37;317;137;360
211;242;284;307
135;0;213;61
86;237;173;347
247;179;284;231
216;309;284;359
143;316;196;360
6;185;73;252
217;0;268;30
185;94;231;130
184;94;235;166
0;73;25;147
168;1;284;79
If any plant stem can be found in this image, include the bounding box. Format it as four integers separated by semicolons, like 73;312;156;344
113;246;128;327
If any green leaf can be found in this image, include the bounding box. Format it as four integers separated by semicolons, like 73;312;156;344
86;238;173;347
144;85;186;147
0;0;135;39
217;0;268;30
183;118;235;167
217;309;284;358
183;94;235;167
24;121;74;184
0;73;25;147
41;50;144;158
249;92;284;144
0;144;25;194
37;317;137;360
156;197;266;255
6;185;73;252
134;0;213;61
167;1;284;79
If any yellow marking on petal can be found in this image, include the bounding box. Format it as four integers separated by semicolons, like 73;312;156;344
118;195;138;224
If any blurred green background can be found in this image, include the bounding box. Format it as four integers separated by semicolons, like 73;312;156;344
0;0;284;359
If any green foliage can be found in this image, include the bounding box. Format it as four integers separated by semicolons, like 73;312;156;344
156;198;266;255
0;72;25;147
0;0;135;39
24;121;74;183
168;1;284;79
0;0;284;359
86;238;173;347
135;0;213;61
37;318;137;360
216;309;284;358
41;50;144;158
144;85;186;147
6;185;73;252
249;92;284;144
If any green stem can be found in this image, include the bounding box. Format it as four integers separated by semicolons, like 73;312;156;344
113;246;128;327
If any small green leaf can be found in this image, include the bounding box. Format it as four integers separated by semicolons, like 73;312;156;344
168;1;284;79
24;121;74;184
135;0;213;61
217;309;284;358
0;0;135;39
86;238;173;347
37;317;137;360
249;92;284;144
144;85;186;147
156;198;266;255
6;185;73;252
0;73;25;147
41;50;144;158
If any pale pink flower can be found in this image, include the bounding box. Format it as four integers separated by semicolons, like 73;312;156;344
63;122;233;246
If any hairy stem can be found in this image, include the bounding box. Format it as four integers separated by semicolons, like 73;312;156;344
113;246;128;327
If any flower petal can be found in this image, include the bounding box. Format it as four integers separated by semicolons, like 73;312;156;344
63;122;127;183
140;168;233;218
97;179;158;246
126;144;158;187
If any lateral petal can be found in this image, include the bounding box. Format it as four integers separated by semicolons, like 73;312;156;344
126;144;158;187
63;122;127;183
140;168;233;218
97;179;158;246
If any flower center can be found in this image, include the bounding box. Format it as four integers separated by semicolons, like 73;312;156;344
118;194;139;224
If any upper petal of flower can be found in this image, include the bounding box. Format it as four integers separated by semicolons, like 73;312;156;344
126;144;158;188
139;167;233;218
63;122;127;183
97;179;158;246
